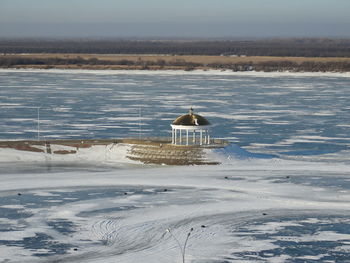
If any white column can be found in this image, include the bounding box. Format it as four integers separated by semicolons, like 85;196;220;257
193;131;196;144
179;129;182;145
186;129;189;145
200;130;203;145
175;129;177;145
172;129;174;144
208;132;210;144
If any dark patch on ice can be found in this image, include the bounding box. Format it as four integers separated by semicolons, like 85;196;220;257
279;142;345;156
269;175;350;190
232;214;350;262
78;205;138;217
0;207;33;220
0;187;167;215
213;144;278;160
224;177;245;181
47;219;77;235
0;232;73;257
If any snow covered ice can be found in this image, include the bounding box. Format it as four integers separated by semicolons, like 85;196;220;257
0;69;350;262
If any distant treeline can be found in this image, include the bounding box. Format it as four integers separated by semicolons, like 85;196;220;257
1;56;350;72
216;61;350;72
0;38;350;57
0;57;200;69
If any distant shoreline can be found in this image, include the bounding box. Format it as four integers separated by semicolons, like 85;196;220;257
1;54;350;72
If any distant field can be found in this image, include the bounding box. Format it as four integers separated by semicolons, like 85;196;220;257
5;53;350;63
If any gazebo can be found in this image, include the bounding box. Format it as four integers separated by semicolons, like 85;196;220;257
171;108;211;146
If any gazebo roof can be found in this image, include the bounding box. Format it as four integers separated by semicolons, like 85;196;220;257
172;108;210;126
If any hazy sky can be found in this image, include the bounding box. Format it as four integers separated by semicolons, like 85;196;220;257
1;0;349;38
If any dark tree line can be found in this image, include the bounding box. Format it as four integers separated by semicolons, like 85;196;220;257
0;57;200;67
1;56;350;72
207;61;350;72
0;38;350;57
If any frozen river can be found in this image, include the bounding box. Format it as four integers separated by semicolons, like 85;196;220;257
0;69;350;262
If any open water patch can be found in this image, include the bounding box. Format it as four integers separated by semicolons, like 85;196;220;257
267;174;350;191
0;232;73;257
229;212;350;263
212;143;278;161
47;219;78;235
0;186;177;260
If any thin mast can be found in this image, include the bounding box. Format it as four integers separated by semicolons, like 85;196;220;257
37;107;40;141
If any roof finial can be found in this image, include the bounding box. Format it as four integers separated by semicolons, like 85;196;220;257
189;107;194;115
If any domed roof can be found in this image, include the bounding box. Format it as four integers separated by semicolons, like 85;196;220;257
172;108;210;126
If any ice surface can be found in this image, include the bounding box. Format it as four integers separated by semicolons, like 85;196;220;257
0;146;349;262
1;69;350;262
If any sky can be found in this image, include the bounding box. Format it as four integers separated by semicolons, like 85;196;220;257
0;0;349;38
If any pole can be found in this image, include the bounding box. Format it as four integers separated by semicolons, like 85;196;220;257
183;230;193;263
37;107;40;141
166;228;193;263
139;108;141;140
